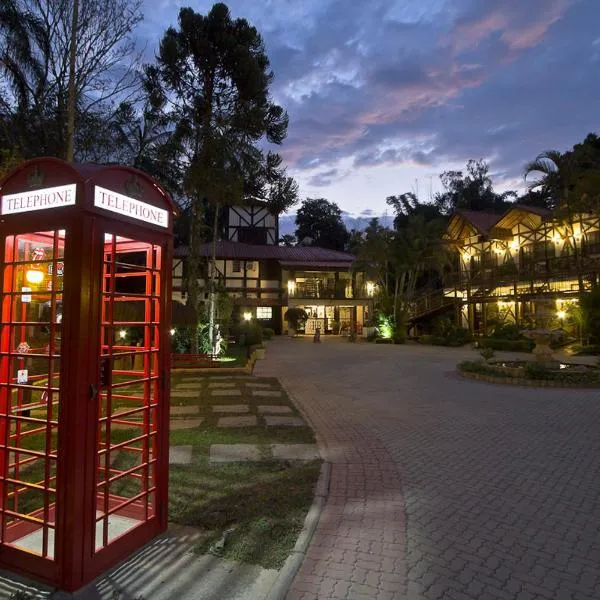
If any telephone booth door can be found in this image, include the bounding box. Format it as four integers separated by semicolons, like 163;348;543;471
88;225;167;572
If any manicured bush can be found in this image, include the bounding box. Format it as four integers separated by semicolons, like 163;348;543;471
479;338;535;352
262;327;275;340
489;322;525;340
237;321;263;347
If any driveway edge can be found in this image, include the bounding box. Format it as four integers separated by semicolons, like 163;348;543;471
265;377;331;600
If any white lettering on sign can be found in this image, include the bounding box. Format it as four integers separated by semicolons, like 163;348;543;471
94;186;168;228
1;184;76;215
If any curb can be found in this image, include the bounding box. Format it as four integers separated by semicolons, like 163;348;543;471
264;375;331;600
265;460;331;600
458;369;600;389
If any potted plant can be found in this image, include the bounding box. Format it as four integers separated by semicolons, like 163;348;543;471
284;307;308;337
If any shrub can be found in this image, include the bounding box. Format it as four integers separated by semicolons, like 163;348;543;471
237;321;263;347
524;362;548;379
489;322;525;340
480;347;495;361
479;338;535;352
262;327;275;340
284;308;308;330
574;344;600;356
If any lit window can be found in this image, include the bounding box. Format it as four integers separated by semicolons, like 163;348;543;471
256;306;272;319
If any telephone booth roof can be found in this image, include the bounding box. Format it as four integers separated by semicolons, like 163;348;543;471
0;157;177;233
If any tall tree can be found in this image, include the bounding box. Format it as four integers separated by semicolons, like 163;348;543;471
0;0;143;160
295;198;349;251
151;3;288;350
434;159;515;215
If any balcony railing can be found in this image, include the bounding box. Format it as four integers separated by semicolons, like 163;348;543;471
289;281;373;300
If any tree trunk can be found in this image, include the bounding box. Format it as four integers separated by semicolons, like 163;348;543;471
65;0;79;161
186;199;204;354
208;202;220;353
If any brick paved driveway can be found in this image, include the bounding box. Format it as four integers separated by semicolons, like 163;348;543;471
256;338;600;600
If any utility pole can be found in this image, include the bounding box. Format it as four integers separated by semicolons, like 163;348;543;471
66;0;79;161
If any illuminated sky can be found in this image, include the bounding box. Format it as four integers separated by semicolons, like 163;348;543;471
140;0;599;217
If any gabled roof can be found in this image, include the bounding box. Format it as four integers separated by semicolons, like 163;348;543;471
443;209;501;241
174;240;355;266
492;203;552;231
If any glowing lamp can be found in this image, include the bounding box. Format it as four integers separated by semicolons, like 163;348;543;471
509;240;519;252
119;329;127;339
557;310;567;320
25;269;44;284
170;328;176;336
366;281;375;297
287;280;296;295
243;311;252;321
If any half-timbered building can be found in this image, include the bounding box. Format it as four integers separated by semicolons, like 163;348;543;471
172;203;375;334
429;205;600;334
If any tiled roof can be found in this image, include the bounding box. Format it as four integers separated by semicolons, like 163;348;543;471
174;240;355;264
454;209;501;234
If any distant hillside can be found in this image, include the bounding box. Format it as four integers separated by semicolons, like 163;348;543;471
279;213;395;237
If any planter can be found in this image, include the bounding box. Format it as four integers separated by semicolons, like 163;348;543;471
254;347;266;360
288;326;296;338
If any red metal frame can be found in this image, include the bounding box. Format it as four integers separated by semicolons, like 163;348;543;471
0;158;174;592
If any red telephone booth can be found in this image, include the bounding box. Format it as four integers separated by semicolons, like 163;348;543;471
0;157;174;591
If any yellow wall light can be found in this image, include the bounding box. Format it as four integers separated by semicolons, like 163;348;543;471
287;280;296;294
366;281;375;297
25;269;44;284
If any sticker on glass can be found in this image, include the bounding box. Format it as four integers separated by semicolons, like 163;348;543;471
16;342;30;354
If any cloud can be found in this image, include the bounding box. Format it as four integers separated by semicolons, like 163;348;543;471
307;168;340;187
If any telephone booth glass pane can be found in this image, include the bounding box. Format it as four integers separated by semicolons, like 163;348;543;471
95;234;161;552
0;230;65;560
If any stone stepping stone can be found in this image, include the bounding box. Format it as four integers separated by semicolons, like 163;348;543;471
271;444;319;461
208;381;236;388
217;416;257;428
264;416;305;427
176;383;202;389
252;390;283;398
211;389;242;397
171;405;200;415
170;418;204;430
246;383;272;388
171;391;199;398
212;405;249;413
170;445;193;465
209;444;260;464
257;405;292;414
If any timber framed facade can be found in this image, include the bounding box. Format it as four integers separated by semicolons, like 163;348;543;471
173;205;375;335
434;205;600;335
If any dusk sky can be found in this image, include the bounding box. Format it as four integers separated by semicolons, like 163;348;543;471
140;0;599;219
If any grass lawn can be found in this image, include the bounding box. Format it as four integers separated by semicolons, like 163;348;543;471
168;374;321;569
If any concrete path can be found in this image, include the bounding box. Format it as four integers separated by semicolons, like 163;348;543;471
255;337;600;600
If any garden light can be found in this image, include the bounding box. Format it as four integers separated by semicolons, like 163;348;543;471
170;328;176;336
557;310;566;320
243;311;252;321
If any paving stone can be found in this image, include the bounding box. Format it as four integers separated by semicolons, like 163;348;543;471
169;418;204;430
209;444;261;464
217;415;257;428
271;444;319;461
170;405;201;415
211;389;242;397
171;391;199;398
246;383;272;388
169;445;192;465
252;390;283;397
264;416;305;427
208;381;237;388
257;405;293;414
175;383;202;390
212;404;250;413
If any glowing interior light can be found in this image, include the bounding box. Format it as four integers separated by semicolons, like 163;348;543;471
243;312;252;321
170;328;176;336
119;329;127;339
287;280;296;294
25;269;44;284
509;239;519;251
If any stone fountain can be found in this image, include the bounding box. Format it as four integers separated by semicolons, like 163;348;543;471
522;300;556;364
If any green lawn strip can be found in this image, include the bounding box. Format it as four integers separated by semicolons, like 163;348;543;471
169;459;321;569
167;373;321;569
